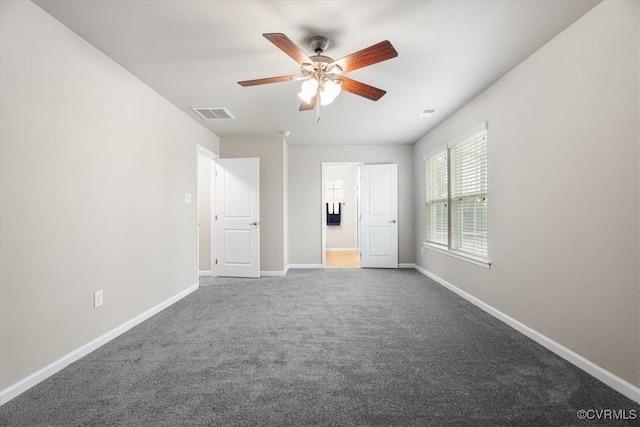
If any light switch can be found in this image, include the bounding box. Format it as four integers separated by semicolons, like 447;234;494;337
185;193;193;204
94;290;103;308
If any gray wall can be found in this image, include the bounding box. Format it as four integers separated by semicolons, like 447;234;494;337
413;0;639;386
0;1;219;390
289;144;414;265
220;136;286;273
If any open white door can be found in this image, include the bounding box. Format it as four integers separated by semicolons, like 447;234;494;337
214;158;260;278
360;164;398;268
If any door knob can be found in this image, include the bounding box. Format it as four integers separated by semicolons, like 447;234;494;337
389;220;397;223
249;221;259;226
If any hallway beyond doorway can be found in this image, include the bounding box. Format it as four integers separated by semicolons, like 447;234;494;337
326;250;360;268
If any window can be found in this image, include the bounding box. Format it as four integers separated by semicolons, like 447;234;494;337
325;180;344;200
424;123;488;264
425;149;448;245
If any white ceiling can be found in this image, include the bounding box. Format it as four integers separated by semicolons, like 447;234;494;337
33;0;599;145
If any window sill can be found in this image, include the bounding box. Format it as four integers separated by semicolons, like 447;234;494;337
422;243;491;269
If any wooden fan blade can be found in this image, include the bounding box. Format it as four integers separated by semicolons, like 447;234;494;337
299;95;317;111
332;40;398;73
263;33;313;65
238;75;296;87
338;77;387;101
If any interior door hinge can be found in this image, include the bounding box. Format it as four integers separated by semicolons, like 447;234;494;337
215;259;218;265
215;214;218;220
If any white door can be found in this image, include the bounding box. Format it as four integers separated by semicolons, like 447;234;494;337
214;158;260;278
360;164;398;268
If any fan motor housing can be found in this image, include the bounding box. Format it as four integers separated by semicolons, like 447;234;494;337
308;36;329;54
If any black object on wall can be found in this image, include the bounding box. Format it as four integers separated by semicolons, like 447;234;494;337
326;202;341;226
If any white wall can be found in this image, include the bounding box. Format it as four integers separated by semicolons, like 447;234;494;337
220;136;286;273
289;144;414;266
413;0;639;387
0;1;219;390
325;164;359;250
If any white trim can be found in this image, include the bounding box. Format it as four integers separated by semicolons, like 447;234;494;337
326;247;359;252
0;284;199;406
423;243;491;269
260;270;287;277
209;156;217;277
447;121;488;149
321;164;327;268
424;123;488;163
288;264;323;269
198;270;212;276
398;263;415;269
197;145;218;160
321;162;364;269
424;146;447;161
412;265;640;404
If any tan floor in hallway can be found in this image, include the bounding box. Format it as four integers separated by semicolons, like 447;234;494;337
326;251;360;268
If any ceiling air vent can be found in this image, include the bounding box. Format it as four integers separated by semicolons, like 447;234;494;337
192;107;235;120
417;108;438;118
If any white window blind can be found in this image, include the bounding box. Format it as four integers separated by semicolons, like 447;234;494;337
424;123;488;262
425;150;448;245
450;128;487;258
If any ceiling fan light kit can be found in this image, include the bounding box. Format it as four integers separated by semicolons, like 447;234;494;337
298;75;342;106
238;33;398;122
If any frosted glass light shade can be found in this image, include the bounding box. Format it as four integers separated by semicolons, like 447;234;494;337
320;79;341;106
297;78;342;106
298;78;318;103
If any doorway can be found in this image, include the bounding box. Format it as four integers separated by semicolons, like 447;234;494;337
321;162;362;268
359;164;399;268
197;147;218;280
321;162;399;269
213;157;261;278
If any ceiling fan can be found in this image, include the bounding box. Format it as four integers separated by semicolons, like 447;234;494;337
238;33;398;122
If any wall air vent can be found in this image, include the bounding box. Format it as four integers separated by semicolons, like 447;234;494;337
192;107;236;120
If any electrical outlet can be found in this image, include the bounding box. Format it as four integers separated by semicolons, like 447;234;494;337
94;290;103;309
421;246;424;255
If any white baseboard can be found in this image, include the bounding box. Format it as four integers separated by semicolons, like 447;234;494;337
326;247;359;252
0;284;199;406
412;264;640;404
198;270;211;276
398;263;414;269
260;270;287;277
288;264;323;269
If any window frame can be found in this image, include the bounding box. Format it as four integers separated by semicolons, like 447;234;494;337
423;122;491;268
424;148;449;247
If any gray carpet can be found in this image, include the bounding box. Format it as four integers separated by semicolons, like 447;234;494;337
1;269;638;426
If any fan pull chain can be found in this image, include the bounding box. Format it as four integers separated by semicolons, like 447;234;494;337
316;88;321;123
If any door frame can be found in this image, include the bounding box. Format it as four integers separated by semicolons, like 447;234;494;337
213;157;261;278
321;161;363;268
359;163;399;268
197;146;218;280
